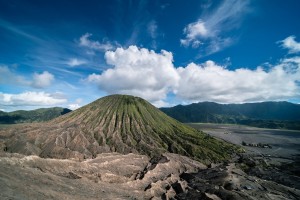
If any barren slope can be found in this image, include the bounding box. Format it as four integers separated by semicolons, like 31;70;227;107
0;152;205;200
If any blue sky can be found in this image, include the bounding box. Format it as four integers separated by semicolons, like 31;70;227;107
0;0;300;111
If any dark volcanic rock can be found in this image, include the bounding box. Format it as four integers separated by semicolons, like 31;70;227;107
176;162;300;200
238;154;300;189
224;181;237;191
171;181;185;194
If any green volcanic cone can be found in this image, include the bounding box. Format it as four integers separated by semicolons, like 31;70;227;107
3;95;239;163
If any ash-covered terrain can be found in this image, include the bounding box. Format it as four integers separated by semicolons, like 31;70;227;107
0;95;299;199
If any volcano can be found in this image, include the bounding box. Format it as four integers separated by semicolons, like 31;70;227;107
1;95;238;162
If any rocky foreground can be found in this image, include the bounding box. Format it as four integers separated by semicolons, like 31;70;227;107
1;95;299;199
0;152;205;199
1;151;299;200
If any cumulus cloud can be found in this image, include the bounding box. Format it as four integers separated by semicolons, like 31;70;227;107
181;0;249;54
31;71;54;89
68;98;82;110
79;33;115;51
67;58;87;67
280;36;300;54
0;91;67;107
87;46;179;106
176;60;300;103
87;45;300;106
282;56;300;64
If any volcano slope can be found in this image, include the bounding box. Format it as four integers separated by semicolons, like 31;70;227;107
0;95;238;163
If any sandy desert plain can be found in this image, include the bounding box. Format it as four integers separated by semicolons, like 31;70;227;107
188;123;300;160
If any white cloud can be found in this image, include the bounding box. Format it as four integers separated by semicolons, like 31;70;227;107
191;40;202;48
68;98;82;110
0;66;54;89
206;37;233;55
86;45;300;105
79;33;114;51
152;100;171;108
68;104;80;110
87;46;179;104
181;0;249;54
67;58;87;67
148;20;158;39
147;20;159;49
31;71;54;89
282;56;300;64
182;20;208;46
176;60;300;103
280;36;300;54
0;91;67;107
0;65;29;85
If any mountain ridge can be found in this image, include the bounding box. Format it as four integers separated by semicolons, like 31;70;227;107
0;107;72;124
160;101;300;130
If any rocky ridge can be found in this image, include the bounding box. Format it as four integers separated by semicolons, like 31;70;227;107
0;152;205;199
1;151;299;200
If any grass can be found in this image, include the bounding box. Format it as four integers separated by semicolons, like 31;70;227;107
0;124;20;130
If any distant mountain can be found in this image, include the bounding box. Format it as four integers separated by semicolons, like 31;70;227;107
1;95;239;163
160;101;300;130
0;107;72;124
